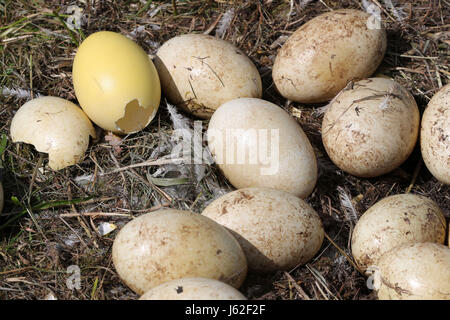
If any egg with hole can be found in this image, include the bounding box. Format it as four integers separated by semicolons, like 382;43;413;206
351;193;446;273
322;78;420;177
202;188;324;273
139;277;246;300
112;209;247;295
420;83;450;185
154;34;262;118
72;31;161;133
207;98;317;198
373;242;450;300
10;96;96;170
272;9;386;103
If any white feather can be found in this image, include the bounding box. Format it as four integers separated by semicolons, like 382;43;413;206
216;8;235;39
1;87;39;99
337;186;358;222
166;101;191;131
379;94;391;110
383;0;407;22
299;0;314;9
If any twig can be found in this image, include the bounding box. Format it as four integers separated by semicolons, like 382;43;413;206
405;159;422;194
171;0;178;15
0;267;32;275
284;272;311;300
57;215;88;248
203;13;223;35
26;154;46;240
323;232;364;275
59;212;132;218
103;157;187;175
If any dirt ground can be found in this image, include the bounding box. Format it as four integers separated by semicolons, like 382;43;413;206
0;0;448;300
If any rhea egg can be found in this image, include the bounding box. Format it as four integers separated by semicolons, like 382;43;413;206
207;98;317;198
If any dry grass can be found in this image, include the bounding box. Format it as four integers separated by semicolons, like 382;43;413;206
0;0;449;300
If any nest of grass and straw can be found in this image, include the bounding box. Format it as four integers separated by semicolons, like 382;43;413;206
0;0;448;300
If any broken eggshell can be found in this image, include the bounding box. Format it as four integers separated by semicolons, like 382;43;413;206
10;96;96;170
72;31;161;133
139;277;247;300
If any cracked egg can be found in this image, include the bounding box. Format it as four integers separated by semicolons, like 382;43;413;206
72;31;161;133
10;96;96;170
154;34;262;118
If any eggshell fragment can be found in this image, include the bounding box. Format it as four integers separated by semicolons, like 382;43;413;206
139;277;246;300
112;209;247;295
154;34;262;118
322;78;420;177
374;242;450;300
207;98;317;198
420;83;450;185
273;9;386;103
202;188;324;273
73;31;161;133
10;96;96;170
351;193;446;273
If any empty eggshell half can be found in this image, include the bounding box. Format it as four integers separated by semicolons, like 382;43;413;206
351;193;446;273
420;83;450;185
112;209;247;295
10;96;96;170
139;277;247;300
374;242;450;300
73;31;161;133
272;9;386;103
202;188;324;273
154;34;262;118
207;98;317;198
322;78;420;177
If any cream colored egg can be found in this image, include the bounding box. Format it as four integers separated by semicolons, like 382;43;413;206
420;83;450;185
112;209;247;295
202;188;324;273
73;31;161;133
139;277;246;300
273;9;386;103
322;78;419;177
154;34;262;118
374;242;450;300
351;193;446;273
10;96;96;170
207;98;317;198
